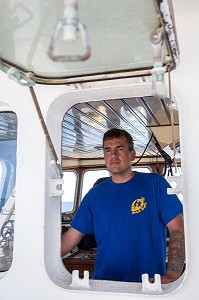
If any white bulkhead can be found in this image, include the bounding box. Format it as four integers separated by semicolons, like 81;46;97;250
0;0;199;299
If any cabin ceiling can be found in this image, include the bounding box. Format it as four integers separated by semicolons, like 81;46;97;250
62;96;179;159
0;0;179;84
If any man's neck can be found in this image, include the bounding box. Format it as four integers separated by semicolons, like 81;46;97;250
111;171;135;184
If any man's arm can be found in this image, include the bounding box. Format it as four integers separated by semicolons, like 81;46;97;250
161;213;185;284
61;227;85;257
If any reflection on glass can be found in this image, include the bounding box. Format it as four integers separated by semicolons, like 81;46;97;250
81;169;110;200
0;112;17;272
61;171;77;212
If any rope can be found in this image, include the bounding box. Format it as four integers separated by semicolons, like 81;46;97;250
29;86;63;178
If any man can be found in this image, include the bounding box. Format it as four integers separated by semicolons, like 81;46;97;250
61;128;185;283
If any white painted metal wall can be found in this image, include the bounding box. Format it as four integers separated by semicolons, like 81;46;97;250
0;0;199;299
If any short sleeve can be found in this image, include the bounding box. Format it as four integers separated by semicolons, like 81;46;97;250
70;192;94;234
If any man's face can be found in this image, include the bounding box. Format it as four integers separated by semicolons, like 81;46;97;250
103;136;136;176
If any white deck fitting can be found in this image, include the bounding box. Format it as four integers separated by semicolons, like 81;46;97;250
141;274;162;293
70;270;90;289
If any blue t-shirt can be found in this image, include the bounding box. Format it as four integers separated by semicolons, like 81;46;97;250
71;172;183;282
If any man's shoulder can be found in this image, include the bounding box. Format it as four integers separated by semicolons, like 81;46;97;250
135;171;165;182
87;177;110;195
92;177;110;192
93;177;110;187
135;171;161;178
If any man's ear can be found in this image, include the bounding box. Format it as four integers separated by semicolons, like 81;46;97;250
131;149;136;161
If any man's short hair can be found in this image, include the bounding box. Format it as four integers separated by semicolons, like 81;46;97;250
103;128;134;151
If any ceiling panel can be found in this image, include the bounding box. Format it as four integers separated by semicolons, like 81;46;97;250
62;96;179;159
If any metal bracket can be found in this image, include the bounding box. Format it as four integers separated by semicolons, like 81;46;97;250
70;270;90;289
49;179;64;197
167;175;183;194
150;27;166;97
141;273;162;293
0;59;35;86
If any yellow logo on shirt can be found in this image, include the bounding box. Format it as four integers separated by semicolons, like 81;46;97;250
131;197;147;214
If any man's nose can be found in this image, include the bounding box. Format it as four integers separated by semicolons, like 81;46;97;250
111;149;118;157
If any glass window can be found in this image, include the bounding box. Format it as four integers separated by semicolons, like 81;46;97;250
61;171;77;212
0;112;17;272
0;0;178;82
81;169;110;199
